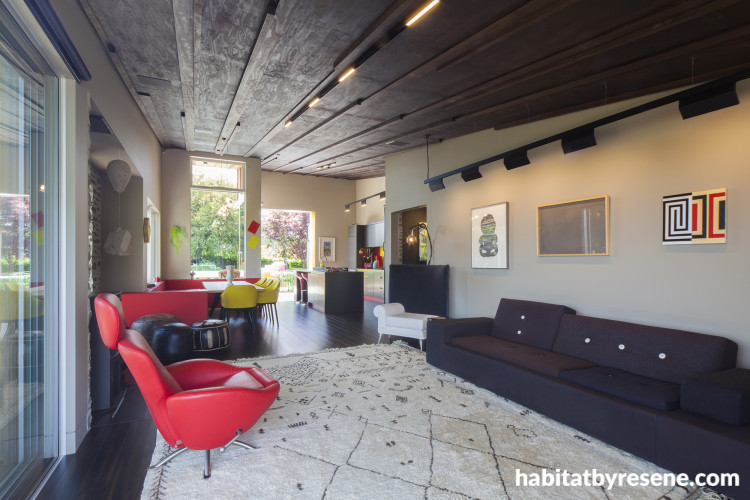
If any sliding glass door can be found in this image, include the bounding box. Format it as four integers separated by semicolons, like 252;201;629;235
0;4;59;497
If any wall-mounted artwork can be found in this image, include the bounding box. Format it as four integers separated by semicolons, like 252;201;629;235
663;188;726;245
319;236;335;261
471;202;508;269
537;196;609;256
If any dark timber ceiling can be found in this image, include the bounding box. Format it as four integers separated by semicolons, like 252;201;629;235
78;0;750;180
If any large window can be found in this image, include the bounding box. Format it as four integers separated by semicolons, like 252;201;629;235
0;4;59;497
260;209;311;275
190;158;245;278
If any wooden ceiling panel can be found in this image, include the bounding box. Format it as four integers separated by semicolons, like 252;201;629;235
79;0;750;179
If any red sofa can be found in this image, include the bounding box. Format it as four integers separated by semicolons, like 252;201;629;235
120;278;259;326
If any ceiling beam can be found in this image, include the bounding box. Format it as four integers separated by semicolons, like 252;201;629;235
267;0;573;170
213;0;295;155
79;0;171;147
273;1;748;172
245;0;422;158
173;0;197;151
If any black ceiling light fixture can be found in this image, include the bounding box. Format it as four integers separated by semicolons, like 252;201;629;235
561;128;597;154
679;82;739;119
429;179;445;191
419;68;748;191
460;166;482;182
504;151;530;170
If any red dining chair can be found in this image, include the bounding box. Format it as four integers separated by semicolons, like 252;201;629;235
94;293;279;478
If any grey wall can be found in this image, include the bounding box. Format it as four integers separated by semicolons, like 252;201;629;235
386;79;750;368
100;176;144;293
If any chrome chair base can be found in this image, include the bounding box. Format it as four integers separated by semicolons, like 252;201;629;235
149;430;258;479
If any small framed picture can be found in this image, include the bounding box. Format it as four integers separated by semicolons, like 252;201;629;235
319;236;335;261
471;202;508;269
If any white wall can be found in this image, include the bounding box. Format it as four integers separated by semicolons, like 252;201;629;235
386;79;750;368
261;172;356;268
161;150;262;278
355;177;386;224
50;0;163;453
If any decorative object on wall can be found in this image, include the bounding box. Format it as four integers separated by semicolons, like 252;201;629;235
143;217;150;243
319;236;335;262
418;222;428;262
103;159;133;256
471;202;508;269
405;222;433;265
537;196;609;256
247;220;260;234
662;188;726;245
247;235;260;249
169;225;186;256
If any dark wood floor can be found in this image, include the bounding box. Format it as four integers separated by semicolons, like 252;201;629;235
38;297;400;500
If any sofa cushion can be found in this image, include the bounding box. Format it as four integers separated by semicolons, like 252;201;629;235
491;298;576;350
559;366;681;411
449;335;596;377
681;368;750;426
553;315;737;384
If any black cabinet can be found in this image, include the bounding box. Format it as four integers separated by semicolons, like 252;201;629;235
348;225;365;268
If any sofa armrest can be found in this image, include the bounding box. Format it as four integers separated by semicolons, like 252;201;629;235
426;317;493;368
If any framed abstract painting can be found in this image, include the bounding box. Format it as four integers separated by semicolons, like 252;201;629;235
471;202;508;269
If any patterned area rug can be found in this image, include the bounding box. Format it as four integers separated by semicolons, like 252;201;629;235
142;344;705;499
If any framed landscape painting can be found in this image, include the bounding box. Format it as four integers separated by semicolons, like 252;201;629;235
471;202;508;269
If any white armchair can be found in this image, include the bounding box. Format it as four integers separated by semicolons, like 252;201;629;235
373;303;440;350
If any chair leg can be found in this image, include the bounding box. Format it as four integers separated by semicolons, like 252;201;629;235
419;339;423;350
204;449;211;479
273;304;278;324
148;446;189;470
377;333;382;344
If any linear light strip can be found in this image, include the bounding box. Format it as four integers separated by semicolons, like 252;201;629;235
281;1;440;130
406;0;440;27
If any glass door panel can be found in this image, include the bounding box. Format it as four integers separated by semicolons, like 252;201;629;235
0;4;59;497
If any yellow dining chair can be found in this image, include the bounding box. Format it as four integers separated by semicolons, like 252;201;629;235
255;277;269;288
220;285;258;329
257;279;280;325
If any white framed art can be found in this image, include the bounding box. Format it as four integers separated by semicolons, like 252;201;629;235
471;202;508;269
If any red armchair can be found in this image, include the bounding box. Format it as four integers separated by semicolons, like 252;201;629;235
94;293;279;478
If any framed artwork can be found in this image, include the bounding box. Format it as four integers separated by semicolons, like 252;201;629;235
319;236;335;261
537;195;609;256
663;188;726;245
471;202;508;269
418;223;428;262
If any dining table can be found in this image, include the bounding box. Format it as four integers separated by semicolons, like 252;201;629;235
202;281;264;316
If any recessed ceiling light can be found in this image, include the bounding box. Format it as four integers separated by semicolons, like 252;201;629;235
284;120;293;128
308;97;320;107
338;68;356;82
406;0;439;27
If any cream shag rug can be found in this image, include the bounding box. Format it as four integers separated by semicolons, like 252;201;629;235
142;344;707;499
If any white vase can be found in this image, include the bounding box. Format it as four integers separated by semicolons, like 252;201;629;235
226;265;234;284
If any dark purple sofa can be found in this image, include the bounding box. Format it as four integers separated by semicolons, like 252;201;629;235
426;298;749;499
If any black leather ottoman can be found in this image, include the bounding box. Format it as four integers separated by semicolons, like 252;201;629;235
191;319;230;352
131;313;179;345
151;323;193;364
682;368;750;426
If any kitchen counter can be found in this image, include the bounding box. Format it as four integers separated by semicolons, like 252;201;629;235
307;270;364;313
